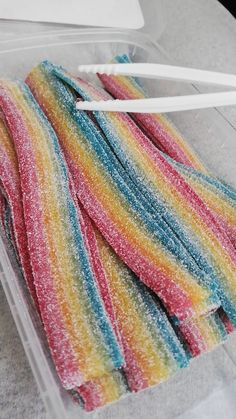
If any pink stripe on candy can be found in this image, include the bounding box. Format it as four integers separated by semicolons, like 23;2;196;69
121;337;149;391
78;381;102;412
0;142;38;306
179;320;207;357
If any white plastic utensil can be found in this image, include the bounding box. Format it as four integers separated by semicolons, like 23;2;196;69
78;63;236;87
76;63;236;113
76;91;236;113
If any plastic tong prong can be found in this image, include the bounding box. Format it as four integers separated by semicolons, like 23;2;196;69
76;63;236;113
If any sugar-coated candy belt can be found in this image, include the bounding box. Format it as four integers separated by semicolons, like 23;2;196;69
0;77;189;410
166;158;236;247
0;129;128;410
0;55;235;412
29;61;236;326
26;62;235;335
27;62;221;323
98;54;236;248
98;54;207;172
65;69;236;264
75;58;236;324
0;80;123;389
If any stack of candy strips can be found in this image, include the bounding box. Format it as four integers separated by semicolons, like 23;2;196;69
98;54;236;249
0;54;235;412
27;62;220;324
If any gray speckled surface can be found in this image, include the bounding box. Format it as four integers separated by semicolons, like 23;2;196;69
0;1;236;418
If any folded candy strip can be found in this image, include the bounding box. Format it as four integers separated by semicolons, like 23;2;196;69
56;71;222;284
74;371;128;411
43;64;236;326
98;54;236;248
178;311;227;357
0;80;123;389
27;62;219;323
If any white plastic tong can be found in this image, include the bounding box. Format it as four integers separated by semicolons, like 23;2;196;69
76;63;236;113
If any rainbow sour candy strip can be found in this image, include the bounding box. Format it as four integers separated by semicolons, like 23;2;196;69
63;207;187;410
0;59;235;412
98;54;207;172
59;65;236;326
49;65;236;326
27;62;219;323
98;54;236;247
0;78;187;410
0;80;123;389
73;229;188;409
91;222;188;390
0;115;127;409
165;158;236;248
52;70;221;279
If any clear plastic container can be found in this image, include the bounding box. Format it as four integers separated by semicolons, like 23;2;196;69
0;24;236;419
